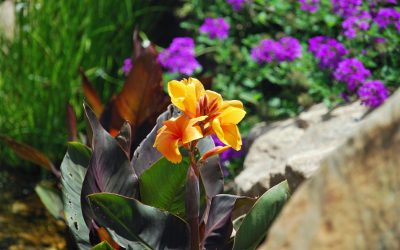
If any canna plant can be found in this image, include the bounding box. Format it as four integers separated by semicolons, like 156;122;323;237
62;78;291;249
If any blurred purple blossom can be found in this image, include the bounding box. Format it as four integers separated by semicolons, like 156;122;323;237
251;37;302;64
331;0;363;17
211;135;245;176
373;37;386;43
357;80;389;107
122;58;133;75
227;0;247;11
277;37;302;62
157;37;200;75
333;58;371;91
299;0;320;13
342;11;371;39
199;18;230;40
308;36;348;69
374;8;400;32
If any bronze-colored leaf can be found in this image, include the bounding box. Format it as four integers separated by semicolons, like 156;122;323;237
66;103;78;141
0;135;55;172
79;67;104;117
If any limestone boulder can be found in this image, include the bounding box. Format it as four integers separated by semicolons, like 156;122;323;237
260;88;400;250
235;101;367;196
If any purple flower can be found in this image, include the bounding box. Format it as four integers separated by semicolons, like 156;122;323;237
251;39;281;64
122;58;133;75
342;11;371;39
331;0;363;17
308;36;348;69
199;18;230;40
226;0;247;11
373;37;386;43
299;0;320;13
157;37;200;75
357;80;389;107
277;36;302;62
334;58;371;91
374;8;400;32
251;37;302;64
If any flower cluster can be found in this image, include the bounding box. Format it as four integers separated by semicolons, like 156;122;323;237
299;0;320;13
308;36;348;68
331;0;362;17
374;8;400;32
199;18;230;40
226;0;248;11
357;80;389;107
342;11;371;39
122;58;133;75
154;78;246;163
251;37;302;64
157;38;200;75
333;58;371;91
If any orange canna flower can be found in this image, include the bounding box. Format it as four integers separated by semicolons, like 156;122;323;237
154;115;206;163
167;78;246;151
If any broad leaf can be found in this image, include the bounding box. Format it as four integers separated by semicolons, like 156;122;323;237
34;182;63;219
81;104;138;227
99;39;168;145
91;241;114;250
88;193;190;250
115;121;132;157
233;180;290;250
139;156;190;219
80;67;104;117
61;141;92;249
131;105;179;177
203;194;255;249
0;135;55;173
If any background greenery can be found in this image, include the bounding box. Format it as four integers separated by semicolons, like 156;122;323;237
0;0;175;166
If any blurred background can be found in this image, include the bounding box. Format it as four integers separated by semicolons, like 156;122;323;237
0;0;399;248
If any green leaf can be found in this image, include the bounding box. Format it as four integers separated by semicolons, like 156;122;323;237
91;241;114;250
139;156;190;218
34;182;63;219
61;141;91;249
88;193;190;250
233;180;290;250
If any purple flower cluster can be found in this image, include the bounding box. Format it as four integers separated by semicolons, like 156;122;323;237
299;0;320;13
342;11;371;39
331;0;362;17
251;37;302;64
333;58;371;91
357;80;389;107
199;18;230;40
308;36;348;68
157;37;200;75
122;58;133;75
226;0;247;11
374;8;400;32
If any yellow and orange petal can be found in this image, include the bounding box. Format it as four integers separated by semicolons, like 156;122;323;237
200;145;230;161
153;115;206;163
168;78;205;118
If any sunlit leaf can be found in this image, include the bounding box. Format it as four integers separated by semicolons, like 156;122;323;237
61;141;92;249
233;180;290;250
88;193;190;250
91;241;114;250
139;156;190;219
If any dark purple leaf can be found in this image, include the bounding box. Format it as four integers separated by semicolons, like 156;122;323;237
81;103;138;227
115;121;132;158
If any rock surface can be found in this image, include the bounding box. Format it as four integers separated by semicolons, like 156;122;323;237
259;88;400;250
235;101;367;196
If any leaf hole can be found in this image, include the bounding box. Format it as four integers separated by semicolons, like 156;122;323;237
74;221;79;230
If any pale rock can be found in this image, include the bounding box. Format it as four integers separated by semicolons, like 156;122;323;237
260;88;400;250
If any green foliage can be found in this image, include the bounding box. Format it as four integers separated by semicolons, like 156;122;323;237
0;0;170;166
233;180;290;250
91;241;114;250
178;0;400;121
139;156;190;219
34;182;63;219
